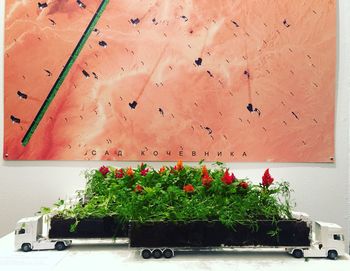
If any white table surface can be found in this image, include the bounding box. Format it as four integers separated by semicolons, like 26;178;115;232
0;232;349;271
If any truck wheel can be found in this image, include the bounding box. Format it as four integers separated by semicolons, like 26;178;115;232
152;249;163;259
328;250;338;260
21;243;32;252
141;249;152;259
292;249;303;258
163;249;173;259
55;242;66;251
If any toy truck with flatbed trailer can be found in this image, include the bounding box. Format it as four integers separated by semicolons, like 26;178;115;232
14;212;346;260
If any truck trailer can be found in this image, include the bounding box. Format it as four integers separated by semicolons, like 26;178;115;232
14;212;346;260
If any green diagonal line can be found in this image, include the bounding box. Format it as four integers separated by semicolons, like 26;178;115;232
21;0;110;146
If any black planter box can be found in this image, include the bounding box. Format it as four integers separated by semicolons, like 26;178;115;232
129;220;311;248
49;216;128;239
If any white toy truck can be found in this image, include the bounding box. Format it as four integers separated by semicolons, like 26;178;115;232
14;212;346;259
286;220;345;259
15;215;71;252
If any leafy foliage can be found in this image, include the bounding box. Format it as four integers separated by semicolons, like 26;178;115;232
54;162;294;229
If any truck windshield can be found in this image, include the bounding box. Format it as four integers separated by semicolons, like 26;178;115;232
15;229;25;235
333;234;343;241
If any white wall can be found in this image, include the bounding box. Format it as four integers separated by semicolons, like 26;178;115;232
0;0;349;253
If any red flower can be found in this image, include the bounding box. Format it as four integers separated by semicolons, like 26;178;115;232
201;165;209;176
159;166;166;174
202;174;213;187
201;166;213;187
183;184;194;193
135;184;143;192
174;160;184;171
239;181;249;189
126;167;134;177
115;168;124;178
99;166;110;176
141;168;149;176
221;169;236;185
262;169;274;187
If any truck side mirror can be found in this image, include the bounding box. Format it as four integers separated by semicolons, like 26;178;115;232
319;244;323;249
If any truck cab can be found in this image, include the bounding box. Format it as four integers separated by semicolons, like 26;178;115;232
15;215;71;252
290;221;346;259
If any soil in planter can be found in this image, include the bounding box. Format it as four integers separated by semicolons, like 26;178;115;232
49;216;129;239
128;220;311;248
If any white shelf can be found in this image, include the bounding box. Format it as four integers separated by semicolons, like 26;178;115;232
1;232;349;271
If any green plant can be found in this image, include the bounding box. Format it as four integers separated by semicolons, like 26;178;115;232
54;162;294;230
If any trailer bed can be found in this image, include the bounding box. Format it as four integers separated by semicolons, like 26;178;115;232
49;216;128;239
129;220;311;248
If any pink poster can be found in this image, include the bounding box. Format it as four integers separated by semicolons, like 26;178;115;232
4;0;336;162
